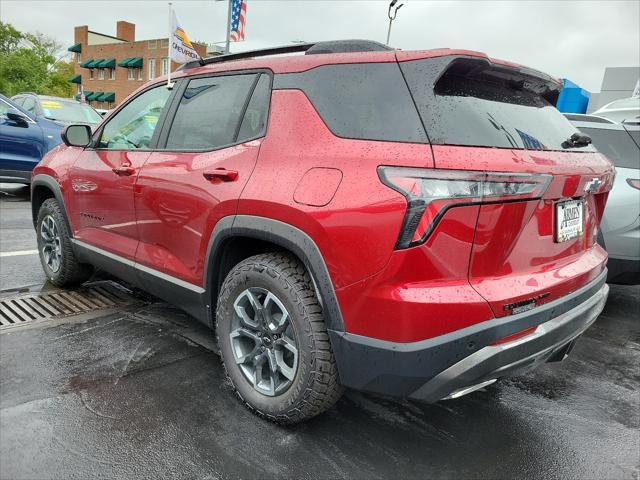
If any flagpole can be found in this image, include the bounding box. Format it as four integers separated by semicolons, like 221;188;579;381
225;0;232;54
167;2;172;88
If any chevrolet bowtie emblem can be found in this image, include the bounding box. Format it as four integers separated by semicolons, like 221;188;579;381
584;178;603;194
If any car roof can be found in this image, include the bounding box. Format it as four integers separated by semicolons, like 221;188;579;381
169;39;546;80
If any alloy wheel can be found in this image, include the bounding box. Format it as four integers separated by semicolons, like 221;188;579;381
229;287;299;396
40;214;62;273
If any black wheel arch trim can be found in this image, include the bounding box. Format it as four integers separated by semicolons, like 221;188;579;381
30;174;71;233
205;215;345;332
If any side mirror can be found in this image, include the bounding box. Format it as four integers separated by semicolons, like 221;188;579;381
62;124;92;147
6;111;29;127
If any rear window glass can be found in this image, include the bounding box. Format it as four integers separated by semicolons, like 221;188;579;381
274;63;427;143
578;127;640;169
400;57;595;152
165;74;256;150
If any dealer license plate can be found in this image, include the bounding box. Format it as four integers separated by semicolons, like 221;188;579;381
555;200;583;243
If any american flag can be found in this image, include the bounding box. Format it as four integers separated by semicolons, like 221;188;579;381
230;0;247;42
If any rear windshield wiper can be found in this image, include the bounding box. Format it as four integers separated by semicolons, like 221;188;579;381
562;132;592;149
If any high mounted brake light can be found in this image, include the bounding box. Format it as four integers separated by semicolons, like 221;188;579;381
378;167;552;249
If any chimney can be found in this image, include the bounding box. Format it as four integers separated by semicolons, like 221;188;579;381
116;21;135;42
74;25;88;45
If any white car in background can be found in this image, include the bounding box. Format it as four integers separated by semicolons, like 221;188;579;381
592;96;640;124
566;114;640;284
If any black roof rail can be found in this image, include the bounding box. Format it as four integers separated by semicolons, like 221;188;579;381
182;40;393;70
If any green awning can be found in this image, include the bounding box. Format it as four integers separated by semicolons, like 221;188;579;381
96;58;116;69
68;74;81;84
79;58;94;68
99;92;115;103
94;92;108;102
126;57;143;68
118;57;143;68
67;43;81;53
86;92;101;101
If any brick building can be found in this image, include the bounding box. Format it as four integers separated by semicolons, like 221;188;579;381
67;21;207;109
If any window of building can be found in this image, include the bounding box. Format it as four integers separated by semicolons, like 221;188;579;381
98;85;172;150
160;38;169;48
148;39;157;49
128;68;134;80
148;59;156;80
98;69;104;80
138;67;143;80
76;52;81;63
89;69;94;80
109;68;115;80
161;57;169;76
77;84;82;94
165;74;257;150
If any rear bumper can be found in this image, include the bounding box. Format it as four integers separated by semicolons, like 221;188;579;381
329;269;608;401
607;256;640;285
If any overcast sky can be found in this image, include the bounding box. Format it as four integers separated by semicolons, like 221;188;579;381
1;0;638;91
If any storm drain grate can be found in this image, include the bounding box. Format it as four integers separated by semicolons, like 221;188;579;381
0;281;135;327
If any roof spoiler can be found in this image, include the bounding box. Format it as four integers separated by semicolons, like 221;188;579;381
181;39;393;70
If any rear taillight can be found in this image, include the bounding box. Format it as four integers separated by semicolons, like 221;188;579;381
627;178;640;190
378;167;552;249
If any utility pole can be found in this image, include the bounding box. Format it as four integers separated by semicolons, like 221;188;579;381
386;0;404;46
225;0;232;53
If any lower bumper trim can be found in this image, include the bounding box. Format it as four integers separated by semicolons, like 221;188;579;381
409;282;608;402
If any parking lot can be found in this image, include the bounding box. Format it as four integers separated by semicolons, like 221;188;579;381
1;183;639;479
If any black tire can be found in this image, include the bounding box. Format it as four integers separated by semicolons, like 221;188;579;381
36;198;93;287
216;252;343;424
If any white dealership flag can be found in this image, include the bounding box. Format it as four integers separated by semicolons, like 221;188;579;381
170;9;201;64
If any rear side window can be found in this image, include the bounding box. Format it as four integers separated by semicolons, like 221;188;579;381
237;74;271;142
274;63;427;143
400;57;595;152
578;127;640;169
165;74;257;150
22;97;37;114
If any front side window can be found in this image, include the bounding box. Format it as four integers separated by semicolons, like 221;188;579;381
98;85;171;150
138;68;143;80
128;68;134;80
109;68;115;80
148;59;156;80
89;69;94;80
76;52;81;63
165;74;257;150
98;69;104;80
148;39;157;49
161;58;169;76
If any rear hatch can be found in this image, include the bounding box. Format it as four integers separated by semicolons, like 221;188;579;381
397;52;615;317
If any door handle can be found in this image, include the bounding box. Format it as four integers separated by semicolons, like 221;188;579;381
203;168;239;182
112;165;136;176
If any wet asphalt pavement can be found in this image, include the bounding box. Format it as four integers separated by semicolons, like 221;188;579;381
1;183;639;479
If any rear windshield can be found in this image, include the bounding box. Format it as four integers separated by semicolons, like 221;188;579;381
577;127;640;169
400;57;595;152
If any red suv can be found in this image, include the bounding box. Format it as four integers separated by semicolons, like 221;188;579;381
31;40;614;423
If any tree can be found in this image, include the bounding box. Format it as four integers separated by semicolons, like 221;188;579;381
0;22;70;98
